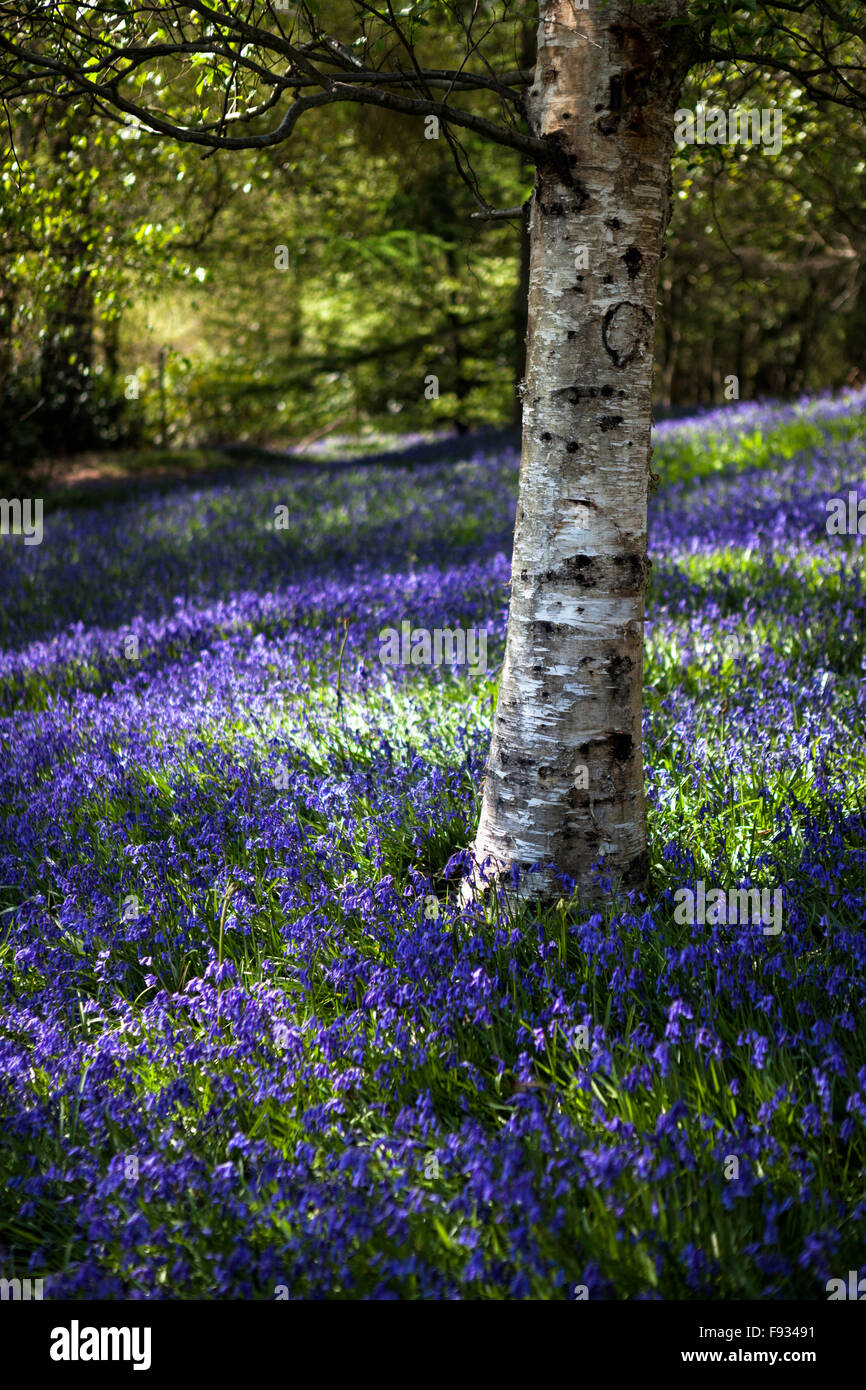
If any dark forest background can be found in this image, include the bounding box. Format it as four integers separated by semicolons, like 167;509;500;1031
2;47;863;476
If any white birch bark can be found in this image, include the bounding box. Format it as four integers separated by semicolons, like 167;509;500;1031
473;0;694;904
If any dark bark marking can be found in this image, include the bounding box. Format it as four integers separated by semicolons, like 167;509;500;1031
602;302;653;367
609;732;634;762
554;385;581;405
624;246;643;279
607;652;633;683
538;139;588;204
519;553;648;595
555;384;616;405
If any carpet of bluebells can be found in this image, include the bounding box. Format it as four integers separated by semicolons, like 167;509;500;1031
1;390;865;1299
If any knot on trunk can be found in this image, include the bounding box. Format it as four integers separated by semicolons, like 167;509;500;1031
602;302;653;367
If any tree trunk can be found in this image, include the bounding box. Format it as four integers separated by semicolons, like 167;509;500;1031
102;314;120;385
512;11;536;430
39;247;95;453
473;0;694;905
40;112;96;453
0;269;14;390
659;273;682;408
512;203;531;427
444;241;471;434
